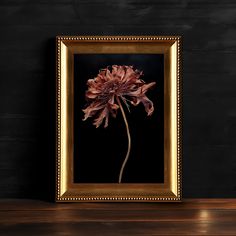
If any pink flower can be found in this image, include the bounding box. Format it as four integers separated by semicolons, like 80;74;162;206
83;65;156;128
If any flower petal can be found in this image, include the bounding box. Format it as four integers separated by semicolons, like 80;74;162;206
83;102;105;120
93;107;109;128
131;95;154;115
105;68;113;80
129;82;156;115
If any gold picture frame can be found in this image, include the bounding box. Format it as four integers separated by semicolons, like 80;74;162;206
56;36;182;202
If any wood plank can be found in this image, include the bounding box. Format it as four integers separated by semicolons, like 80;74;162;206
1;199;236;211
0;199;236;235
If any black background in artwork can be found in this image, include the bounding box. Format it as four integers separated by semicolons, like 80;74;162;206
74;54;164;183
1;0;236;199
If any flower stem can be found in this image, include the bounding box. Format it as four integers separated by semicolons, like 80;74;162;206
116;96;131;184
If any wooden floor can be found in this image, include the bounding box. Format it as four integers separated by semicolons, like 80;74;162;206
0;199;236;235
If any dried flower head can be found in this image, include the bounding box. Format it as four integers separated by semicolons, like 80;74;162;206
83;65;156;128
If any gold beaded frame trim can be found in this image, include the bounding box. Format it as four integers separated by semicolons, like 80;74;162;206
56;36;182;202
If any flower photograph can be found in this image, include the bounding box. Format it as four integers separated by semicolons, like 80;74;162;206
74;54;164;184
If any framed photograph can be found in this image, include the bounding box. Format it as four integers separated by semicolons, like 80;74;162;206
56;36;182;202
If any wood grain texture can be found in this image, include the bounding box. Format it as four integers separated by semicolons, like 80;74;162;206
1;199;236;235
0;0;236;198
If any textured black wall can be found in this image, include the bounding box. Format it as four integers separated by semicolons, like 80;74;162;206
0;0;236;200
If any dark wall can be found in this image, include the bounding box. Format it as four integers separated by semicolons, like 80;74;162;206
0;0;236;200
